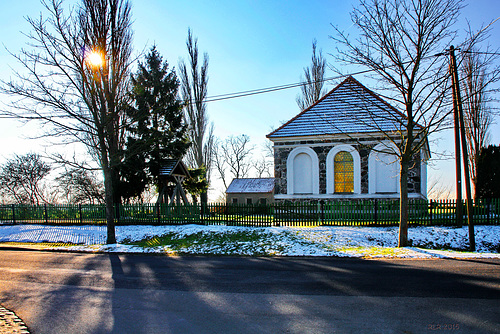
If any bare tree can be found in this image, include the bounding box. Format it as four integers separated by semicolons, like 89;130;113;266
263;140;274;159
214;135;254;190
460;28;500;198
55;167;104;204
253;156;272;178
0;0;134;243
0;153;51;205
331;0;462;246
296;39;327;110
253;142;274;178
427;175;453;200
179;28;215;203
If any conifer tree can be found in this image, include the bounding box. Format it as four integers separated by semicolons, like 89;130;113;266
121;46;190;200
476;145;500;199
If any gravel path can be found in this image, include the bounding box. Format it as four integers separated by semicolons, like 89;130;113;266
0;306;30;334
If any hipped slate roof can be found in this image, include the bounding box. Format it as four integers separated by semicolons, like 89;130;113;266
267;76;408;139
226;178;275;194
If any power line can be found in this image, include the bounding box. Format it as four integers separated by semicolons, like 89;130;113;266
193;49;493;105
195;55;448;105
201;69;375;104
461;51;500;56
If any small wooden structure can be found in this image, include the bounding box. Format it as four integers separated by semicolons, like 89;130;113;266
157;159;191;205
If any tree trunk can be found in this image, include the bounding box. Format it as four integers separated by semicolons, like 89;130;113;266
103;165;117;244
200;191;208;215
398;158;409;247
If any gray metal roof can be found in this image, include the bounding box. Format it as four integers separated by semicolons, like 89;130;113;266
267;76;408;139
226;178;275;194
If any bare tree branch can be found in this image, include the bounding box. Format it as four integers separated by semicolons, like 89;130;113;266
330;0;463;246
213;135;255;190
179;28;214;203
459;25;500;198
297;39;327;110
0;0;134;244
0;153;51;205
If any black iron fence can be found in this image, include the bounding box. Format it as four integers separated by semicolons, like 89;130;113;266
0;198;499;227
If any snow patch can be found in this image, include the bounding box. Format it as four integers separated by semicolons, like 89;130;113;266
1;224;499;258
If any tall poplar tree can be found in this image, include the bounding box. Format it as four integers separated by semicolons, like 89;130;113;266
296;39;327;110
460;28;500;198
179;29;214;204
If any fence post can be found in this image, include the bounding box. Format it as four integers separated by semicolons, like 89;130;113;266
374;200;378;224
115;203;120;225
201;202;206;224
224;203;228;225
486;198;491;225
320;200;325;224
273;203;279;227
79;204;83;224
429;200;433;225
11;204;16;224
44;204;48;224
155;202;160;224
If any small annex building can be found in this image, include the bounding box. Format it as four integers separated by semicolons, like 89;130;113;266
226;178;275;205
266;76;429;202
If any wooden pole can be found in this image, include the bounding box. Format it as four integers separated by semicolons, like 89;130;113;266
449;46;463;228
449;45;475;251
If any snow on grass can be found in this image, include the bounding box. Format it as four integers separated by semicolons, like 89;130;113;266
0;223;499;258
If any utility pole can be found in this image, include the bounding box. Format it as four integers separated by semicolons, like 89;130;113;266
449;46;463;228
449;45;475;251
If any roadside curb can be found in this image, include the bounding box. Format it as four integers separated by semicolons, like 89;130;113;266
0;306;30;334
2;242;500;260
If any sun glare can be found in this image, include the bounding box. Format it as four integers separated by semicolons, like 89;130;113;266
86;51;104;67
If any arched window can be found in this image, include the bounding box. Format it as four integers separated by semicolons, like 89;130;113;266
334;151;354;193
326;145;361;194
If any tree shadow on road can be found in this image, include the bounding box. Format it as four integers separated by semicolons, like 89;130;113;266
1;252;500;333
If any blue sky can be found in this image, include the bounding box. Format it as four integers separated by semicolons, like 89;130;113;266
0;0;499;198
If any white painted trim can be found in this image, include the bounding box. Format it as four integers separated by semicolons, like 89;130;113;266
268;131;403;143
274;193;426;200
274;140;398;149
368;142;400;194
286;146;319;195
326;144;361;194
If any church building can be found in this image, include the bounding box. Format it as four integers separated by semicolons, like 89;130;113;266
266;76;429;202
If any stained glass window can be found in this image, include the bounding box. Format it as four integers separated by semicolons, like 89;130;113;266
334;151;354;193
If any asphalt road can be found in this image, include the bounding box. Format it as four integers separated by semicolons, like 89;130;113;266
0;250;499;333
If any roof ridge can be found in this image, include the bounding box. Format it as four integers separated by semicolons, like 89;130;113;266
232;177;274;180
343;76;410;122
266;76;419;139
266;76;355;138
